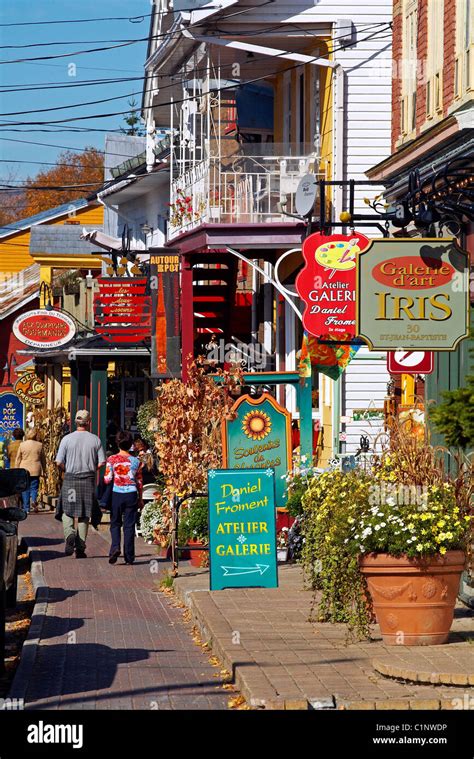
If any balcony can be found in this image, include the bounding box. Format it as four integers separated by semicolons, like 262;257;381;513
168;144;323;239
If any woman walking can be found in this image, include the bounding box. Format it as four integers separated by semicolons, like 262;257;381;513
15;428;45;513
104;430;143;565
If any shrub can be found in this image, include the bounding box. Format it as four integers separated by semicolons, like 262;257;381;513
178;497;209;545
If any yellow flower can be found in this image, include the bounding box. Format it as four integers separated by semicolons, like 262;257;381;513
416;543;423;551
440;547;447;555
437;519;446;528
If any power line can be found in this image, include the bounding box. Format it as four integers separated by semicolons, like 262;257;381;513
0;76;143;94
0;28;393;130
0;13;153;27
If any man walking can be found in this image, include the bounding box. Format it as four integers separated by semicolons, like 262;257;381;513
56;410;105;558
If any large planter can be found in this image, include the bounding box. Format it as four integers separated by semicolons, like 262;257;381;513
188;539;208;568
359;551;466;646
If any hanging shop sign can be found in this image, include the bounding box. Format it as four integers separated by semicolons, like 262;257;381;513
296;232;370;342
12;309;76;350
356;238;469;351
149;252;181;378
94;277;152;344
13;372;45;406
387;351;434;375
221;393;291;508
0;392;25;442
208;468;278;591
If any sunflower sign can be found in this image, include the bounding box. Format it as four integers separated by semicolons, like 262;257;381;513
221;393;292;507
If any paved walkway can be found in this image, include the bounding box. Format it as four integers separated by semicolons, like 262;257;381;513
11;514;229;710
173;565;474;710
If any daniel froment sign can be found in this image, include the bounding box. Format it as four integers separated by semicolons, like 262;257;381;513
208;468;278;591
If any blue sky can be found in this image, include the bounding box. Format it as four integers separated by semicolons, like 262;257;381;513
0;0;150;181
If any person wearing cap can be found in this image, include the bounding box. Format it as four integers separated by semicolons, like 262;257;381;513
55;409;106;558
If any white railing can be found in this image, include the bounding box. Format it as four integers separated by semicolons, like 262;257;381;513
169;146;323;238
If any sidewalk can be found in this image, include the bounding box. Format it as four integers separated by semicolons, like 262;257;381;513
173;564;474;710
11;514;229;710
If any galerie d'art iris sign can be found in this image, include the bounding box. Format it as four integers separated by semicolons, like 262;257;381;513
221;393;291;508
208;468;278;591
296;232;370;342
356;238;469;351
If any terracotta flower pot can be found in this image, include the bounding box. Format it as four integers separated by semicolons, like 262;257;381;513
359;551;466;646
188;539;207;568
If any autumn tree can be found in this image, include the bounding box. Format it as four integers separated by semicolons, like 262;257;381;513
21;147;104;218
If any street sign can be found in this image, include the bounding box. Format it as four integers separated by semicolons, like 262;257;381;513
388;351;434;374
296;232;370;342
356;238;469;351
295;174;318;217
94;277;152;344
208;468;278;591
221;393;291;507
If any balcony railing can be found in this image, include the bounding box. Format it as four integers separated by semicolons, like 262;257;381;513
169;144;323;238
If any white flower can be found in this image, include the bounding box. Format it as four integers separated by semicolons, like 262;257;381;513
380;522;386;528
374;525;381;532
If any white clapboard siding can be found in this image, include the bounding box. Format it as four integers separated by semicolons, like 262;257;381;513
342;347;390;453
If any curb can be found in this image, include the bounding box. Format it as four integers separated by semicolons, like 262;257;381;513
373;658;474;687
172;578;469;711
8;539;48;703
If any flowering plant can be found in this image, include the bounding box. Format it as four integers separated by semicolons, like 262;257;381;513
346;482;471;559
283;452;319;517
277;527;289;549
140;495;172;546
168;188;205;227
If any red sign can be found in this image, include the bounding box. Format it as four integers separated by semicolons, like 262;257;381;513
387;351;434;375
372;257;455;289
296;232;370;341
94;277;151;344
13;309;76;349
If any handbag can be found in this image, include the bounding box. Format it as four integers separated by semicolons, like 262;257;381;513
98;467;114;510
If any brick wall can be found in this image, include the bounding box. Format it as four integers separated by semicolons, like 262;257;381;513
392;0;458;150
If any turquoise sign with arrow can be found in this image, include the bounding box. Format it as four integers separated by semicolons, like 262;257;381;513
208;468;278;591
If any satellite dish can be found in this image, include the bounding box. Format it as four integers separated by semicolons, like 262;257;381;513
295;174;318;217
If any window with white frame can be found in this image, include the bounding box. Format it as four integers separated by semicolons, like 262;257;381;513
455;0;474;97
401;0;419;136
426;0;445;118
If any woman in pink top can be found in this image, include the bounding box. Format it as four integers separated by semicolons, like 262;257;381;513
104;430;142;565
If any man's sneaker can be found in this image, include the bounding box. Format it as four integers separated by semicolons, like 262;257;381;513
75;549;87;559
65;534;76;556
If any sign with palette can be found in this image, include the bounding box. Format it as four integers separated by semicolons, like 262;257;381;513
296;232;370;342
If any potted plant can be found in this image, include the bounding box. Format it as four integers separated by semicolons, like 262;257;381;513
178;497;209;568
277;527;289;562
140;496;171;557
301;431;472;644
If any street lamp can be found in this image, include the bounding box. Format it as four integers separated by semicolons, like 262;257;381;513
2;354;17;386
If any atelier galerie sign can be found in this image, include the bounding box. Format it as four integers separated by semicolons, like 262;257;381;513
296;232;370;342
221;393;292;508
208;468;278;591
356;238;469;351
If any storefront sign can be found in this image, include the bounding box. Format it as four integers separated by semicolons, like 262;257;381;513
208;468;278;591
94;277;152;344
0;392;24;442
13;372;45;406
296;232;370;342
387;351;434;375
302;333;360;380
221;393;291;507
356;238;469;351
149;253;181;377
13;309;76;349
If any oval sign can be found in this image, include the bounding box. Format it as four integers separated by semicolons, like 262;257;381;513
14;372;45;406
13;309;76;349
371;256;455;289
